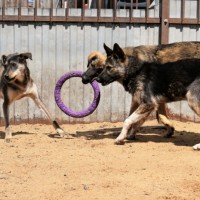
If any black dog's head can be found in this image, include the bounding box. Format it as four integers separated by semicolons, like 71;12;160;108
96;43;127;86
82;51;106;84
1;52;32;83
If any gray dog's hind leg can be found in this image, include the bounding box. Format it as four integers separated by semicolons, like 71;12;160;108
29;84;69;137
32;96;68;137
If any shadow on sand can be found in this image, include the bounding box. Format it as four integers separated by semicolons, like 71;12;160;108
0;131;36;140
1;125;199;148
74;125;200;147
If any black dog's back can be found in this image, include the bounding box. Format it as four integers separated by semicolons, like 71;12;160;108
142;59;200;102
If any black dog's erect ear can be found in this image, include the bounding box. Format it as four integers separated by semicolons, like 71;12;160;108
113;43;125;61
103;43;113;57
20;52;32;60
1;55;7;65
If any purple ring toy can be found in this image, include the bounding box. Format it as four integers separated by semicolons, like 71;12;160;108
54;71;100;118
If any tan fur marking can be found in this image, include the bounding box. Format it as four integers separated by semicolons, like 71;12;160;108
157;43;200;64
158;114;174;137
88;51;106;67
158;114;174;128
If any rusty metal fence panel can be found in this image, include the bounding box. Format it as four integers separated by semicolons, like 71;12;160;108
0;0;199;124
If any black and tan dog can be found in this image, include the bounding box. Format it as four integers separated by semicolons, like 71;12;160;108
82;41;200;139
0;52;68;142
96;43;200;150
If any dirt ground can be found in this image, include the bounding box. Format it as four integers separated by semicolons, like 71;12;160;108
0;119;200;200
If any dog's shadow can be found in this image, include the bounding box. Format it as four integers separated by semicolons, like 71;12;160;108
1;126;199;147
0;131;73;140
75;126;200;147
0;131;35;139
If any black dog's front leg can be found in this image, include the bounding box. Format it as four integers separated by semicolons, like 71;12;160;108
126;97;139;140
3;100;11;143
115;104;155;145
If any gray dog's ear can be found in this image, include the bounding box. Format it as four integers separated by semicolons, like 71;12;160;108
91;56;97;62
104;43;113;57
20;52;32;60
1;55;7;65
113;43;125;61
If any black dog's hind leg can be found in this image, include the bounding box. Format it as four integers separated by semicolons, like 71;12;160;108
127;101;170;140
157;103;168;123
187;87;200;150
158;114;174;138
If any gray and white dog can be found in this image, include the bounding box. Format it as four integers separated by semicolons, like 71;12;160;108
0;52;67;142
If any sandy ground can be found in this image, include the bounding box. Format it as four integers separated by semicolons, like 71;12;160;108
0;119;200;200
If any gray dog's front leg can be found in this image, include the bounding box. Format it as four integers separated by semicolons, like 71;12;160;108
3;101;12;143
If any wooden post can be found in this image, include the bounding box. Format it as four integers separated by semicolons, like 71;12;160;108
160;0;169;44
159;0;170;119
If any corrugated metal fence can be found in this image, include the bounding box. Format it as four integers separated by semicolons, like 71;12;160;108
0;0;199;124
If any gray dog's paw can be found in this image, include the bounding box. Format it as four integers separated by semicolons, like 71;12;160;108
193;143;200;150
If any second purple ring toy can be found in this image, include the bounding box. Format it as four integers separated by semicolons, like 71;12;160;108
54;71;100;118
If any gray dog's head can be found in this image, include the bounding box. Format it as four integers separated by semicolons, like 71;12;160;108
1;52;32;83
